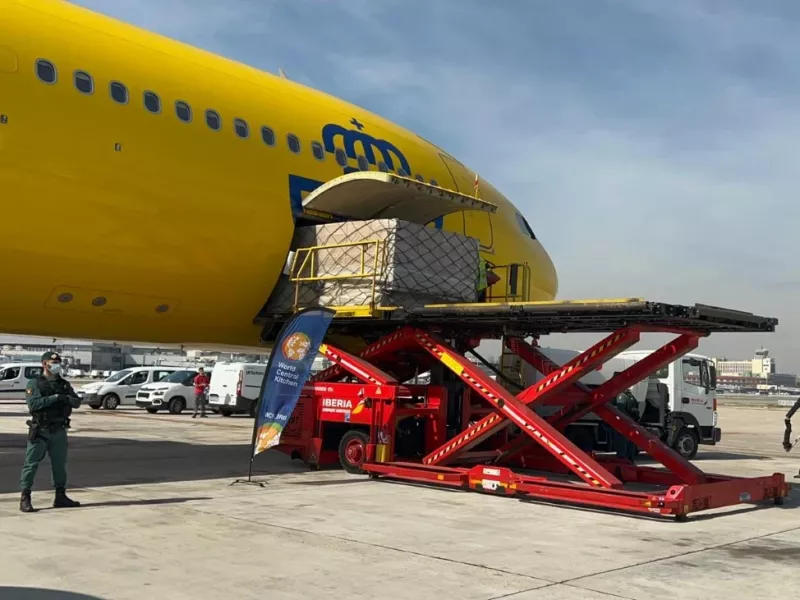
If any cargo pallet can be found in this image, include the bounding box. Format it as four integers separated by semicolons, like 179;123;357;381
271;300;787;521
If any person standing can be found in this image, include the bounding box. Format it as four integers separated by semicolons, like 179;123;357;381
19;351;82;513
192;367;210;418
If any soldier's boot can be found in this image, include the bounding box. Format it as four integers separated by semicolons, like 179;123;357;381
53;487;80;508
19;489;35;513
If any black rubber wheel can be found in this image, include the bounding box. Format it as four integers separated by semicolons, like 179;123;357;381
168;397;186;415
775;495;786;506
102;394;120;410
89;405;100;410
673;427;699;460
145;407;158;414
248;400;257;418
339;430;369;474
220;407;234;417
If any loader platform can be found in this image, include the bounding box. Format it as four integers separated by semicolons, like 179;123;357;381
272;298;786;521
259;297;778;342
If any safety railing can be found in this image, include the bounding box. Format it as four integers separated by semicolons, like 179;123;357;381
289;239;385;315
486;262;531;303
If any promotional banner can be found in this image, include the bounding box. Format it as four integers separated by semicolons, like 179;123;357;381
251;307;335;458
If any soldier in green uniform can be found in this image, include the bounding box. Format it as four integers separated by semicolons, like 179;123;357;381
19;351;82;513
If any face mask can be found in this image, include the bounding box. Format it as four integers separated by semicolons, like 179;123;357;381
48;363;63;376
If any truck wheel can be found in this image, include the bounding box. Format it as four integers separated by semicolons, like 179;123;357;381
102;394;119;410
168;397;186;415
220;407;234;417
248;401;257;418
568;427;594;452
674;428;699;459
339;430;369;474
89;405;100;410
145;407;158;414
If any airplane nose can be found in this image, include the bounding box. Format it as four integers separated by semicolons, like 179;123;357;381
531;243;559;300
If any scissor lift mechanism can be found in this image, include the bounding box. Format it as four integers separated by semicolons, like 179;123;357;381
267;299;787;520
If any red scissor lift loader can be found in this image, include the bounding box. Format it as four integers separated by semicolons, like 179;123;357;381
273;300;788;521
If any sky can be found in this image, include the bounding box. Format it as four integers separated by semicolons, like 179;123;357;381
42;0;799;368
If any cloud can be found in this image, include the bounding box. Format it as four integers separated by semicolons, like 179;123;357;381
71;0;800;369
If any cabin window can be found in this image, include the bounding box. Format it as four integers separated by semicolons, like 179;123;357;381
73;71;93;94
205;110;221;130
143;91;161;113
357;156;369;171
110;81;128;104
430;179;438;187
287;134;301;154
335;148;347;167
261;126;275;146
234;118;249;138
35;60;57;84
415;174;424;182
311;141;325;161
514;211;536;240
378;162;389;172
175;101;192;123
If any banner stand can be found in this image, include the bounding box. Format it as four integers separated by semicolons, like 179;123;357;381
230;458;266;487
229;307;335;489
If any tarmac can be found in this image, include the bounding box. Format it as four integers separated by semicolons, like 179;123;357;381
0;397;799;600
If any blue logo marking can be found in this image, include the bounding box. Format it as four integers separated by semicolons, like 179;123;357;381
288;174;323;215
321;124;412;176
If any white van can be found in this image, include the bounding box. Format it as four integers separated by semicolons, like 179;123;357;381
77;366;178;410
208;362;266;417
135;368;203;414
0;362;43;395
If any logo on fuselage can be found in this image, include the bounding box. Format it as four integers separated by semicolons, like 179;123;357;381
321;123;412;176
288;122;414;215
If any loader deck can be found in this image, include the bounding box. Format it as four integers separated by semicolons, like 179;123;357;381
258;297;777;342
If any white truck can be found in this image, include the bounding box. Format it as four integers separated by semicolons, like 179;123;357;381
208;362;267;417
521;348;719;459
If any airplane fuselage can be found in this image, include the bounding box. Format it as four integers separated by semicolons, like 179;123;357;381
0;0;557;348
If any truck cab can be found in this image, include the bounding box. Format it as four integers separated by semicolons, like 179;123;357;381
521;348;719;459
612;350;719;458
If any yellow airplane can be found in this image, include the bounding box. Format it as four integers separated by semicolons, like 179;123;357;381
0;0;557;349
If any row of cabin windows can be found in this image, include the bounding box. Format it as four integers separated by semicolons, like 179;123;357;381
35;58;436;182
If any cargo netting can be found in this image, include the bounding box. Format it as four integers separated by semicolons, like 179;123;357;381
263;218;483;314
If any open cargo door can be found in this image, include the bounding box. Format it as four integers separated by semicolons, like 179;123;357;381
301;172;496;225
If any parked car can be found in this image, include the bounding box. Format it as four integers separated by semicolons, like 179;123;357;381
0;362;43;396
135;369;206;414
77;366;177;409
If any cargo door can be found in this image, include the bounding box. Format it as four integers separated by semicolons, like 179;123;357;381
301;171;496;225
439;154;494;252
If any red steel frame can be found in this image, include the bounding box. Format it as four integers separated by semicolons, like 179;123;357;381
281;325;787;520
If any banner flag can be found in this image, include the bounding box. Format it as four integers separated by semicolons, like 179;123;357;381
250;307;335;458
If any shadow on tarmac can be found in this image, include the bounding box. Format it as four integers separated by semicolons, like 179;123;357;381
696;450;772;461
0;432;310;494
0;589;106;600
24;496;214;511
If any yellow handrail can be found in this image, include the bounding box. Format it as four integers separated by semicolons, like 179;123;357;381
486;262;531;303
290;239;384;312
